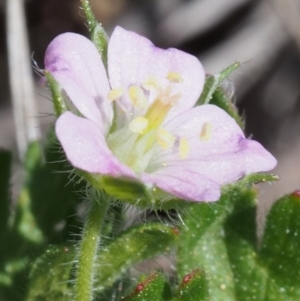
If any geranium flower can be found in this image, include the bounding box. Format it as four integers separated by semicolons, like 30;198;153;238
44;26;276;202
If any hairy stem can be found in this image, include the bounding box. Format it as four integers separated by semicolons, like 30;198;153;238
75;190;109;301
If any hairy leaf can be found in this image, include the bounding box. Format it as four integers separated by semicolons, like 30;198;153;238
25;245;75;301
121;272;172;301
95;223;179;291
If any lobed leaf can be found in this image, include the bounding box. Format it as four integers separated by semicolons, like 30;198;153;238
178;187;257;301
258;191;300;300
94;223;179;291
20;133;84;244
121;272;172;301
174;269;209;301
25;245;75;301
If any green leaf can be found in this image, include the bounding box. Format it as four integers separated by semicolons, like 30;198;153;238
174;269;209;301
12;131;84;245
0;149;11;236
258;191;300;300
80;0;108;63
210;87;244;129
13;142;44;244
121;272;172;301
0;135;83;299
25;245;75;301
222;188;265;301
177;187;257;301
95;223;179;291
218;190;300;301
197;62;240;106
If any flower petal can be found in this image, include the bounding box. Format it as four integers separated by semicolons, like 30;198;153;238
142;166;220;202
150;104;277;184
45;33;112;133
108;26;205;123
55;111;135;178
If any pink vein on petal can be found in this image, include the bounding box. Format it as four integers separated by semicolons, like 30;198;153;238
149;105;277;184
45;32;112;133
108;26;205;121
142;166;220;202
56;112;135;178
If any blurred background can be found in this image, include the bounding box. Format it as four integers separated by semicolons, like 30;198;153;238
1;0;300;215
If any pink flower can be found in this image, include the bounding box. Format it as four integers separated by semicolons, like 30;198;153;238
44;26;276;202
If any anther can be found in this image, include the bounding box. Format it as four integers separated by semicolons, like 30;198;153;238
156;128;175;149
200;122;213;142
166;72;184;83
179;137;190;159
129;117;148;134
142;76;160;90
107;88;124;101
129;86;147;109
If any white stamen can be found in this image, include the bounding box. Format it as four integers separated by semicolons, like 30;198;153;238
156;128;175;149
107;88;124;101
129;117;148;134
200;122;213;141
128;86;147;109
179;137;190;159
166;72;184;83
142;76;160;90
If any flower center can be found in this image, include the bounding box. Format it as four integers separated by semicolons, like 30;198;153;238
107;72;190;172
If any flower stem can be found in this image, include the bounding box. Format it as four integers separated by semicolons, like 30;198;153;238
75;190;109;301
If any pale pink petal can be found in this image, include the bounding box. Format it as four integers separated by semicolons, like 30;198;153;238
142;166;220;202
163;104;245;156
55;112;135;178
45;33;112;133
108;26;204;122
154;142;276;185
150;105;277;184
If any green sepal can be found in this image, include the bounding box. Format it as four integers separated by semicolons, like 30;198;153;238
80;0;108;64
235;173;279;187
210;87;244;129
94;223;179;291
197;62;240;106
174;269;209;301
121;272;172;301
177;187;257;301
222;173;279;194
82;173;189;210
45;71;67;116
100;175;154;203
25;245;75;301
